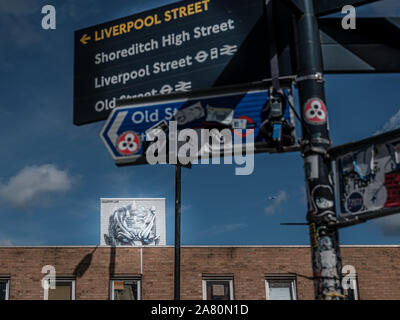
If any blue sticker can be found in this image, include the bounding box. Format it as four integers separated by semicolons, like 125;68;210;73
346;192;364;213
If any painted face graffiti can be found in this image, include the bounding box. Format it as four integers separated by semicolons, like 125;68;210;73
315;197;334;209
315;229;341;299
319;236;332;251
311;184;335;216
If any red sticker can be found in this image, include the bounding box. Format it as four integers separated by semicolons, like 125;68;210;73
304;98;327;125
116;131;140;155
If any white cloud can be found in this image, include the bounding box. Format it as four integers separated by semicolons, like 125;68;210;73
375;108;400;135
0;164;75;209
181;204;192;212
0;239;13;246
205;223;248;236
219;223;247;233
265;190;287;215
375;214;400;237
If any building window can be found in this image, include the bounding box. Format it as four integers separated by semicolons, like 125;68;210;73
44;278;75;300
0;278;10;300
343;275;359;300
110;278;141;300
265;275;297;300
202;275;234;300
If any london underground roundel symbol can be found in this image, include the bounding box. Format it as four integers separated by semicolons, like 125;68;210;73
233;116;254;138
116;131;140;155
304;98;327;125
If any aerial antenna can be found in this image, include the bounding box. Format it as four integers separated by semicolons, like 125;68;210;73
280;222;309;226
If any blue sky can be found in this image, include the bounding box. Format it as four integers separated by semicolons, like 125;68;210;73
0;0;400;246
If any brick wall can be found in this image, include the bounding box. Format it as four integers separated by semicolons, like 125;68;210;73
0;246;398;300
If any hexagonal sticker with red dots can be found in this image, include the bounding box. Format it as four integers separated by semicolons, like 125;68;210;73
304;98;327;125
116;131;141;155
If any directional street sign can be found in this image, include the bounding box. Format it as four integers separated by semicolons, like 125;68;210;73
74;0;295;125
100;84;298;166
330;129;400;221
74;0;400;126
320;18;400;73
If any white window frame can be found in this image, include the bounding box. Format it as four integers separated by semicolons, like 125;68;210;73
110;278;141;300
44;278;75;300
0;278;10;300
202;276;234;300
265;276;297;300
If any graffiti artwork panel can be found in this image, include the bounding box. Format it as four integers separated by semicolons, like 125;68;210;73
100;198;166;246
336;135;400;217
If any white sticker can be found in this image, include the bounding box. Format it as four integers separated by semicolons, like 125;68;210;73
206;105;234;125
395;144;400;164
175;102;205;125
146;120;168;141
232;118;248;129
305;155;319;180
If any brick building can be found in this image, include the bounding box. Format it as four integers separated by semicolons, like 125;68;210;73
0;245;399;300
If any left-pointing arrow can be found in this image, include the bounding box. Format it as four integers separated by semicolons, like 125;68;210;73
80;34;91;45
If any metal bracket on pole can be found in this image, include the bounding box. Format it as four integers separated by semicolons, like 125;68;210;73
331;216;365;229
295;72;325;84
299;139;330;158
310;137;332;146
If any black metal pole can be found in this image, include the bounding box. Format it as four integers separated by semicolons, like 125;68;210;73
174;164;181;300
295;0;344;299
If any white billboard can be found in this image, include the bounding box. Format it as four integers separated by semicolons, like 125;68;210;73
100;198;166;246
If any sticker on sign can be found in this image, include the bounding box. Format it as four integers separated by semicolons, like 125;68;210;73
331;129;400;220
100;85;298;170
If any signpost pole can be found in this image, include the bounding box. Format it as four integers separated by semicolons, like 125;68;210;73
295;0;344;299
174;164;182;300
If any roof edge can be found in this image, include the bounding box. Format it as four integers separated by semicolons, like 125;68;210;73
0;245;399;248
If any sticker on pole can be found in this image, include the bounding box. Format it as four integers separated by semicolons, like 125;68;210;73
304;98;327;125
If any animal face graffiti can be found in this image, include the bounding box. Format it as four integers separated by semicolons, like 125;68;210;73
104;201;160;246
